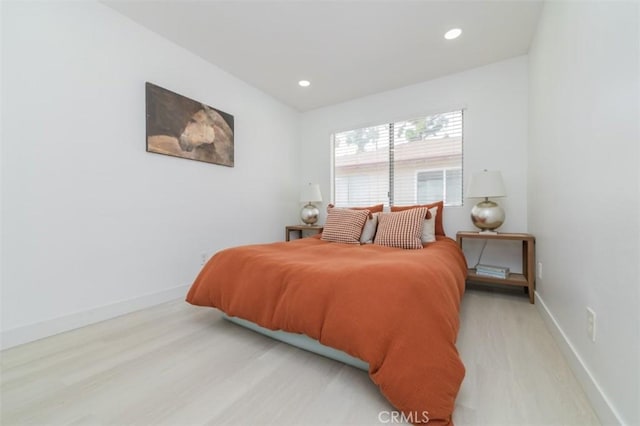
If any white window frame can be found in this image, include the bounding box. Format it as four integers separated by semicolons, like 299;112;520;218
331;110;463;207
414;167;463;207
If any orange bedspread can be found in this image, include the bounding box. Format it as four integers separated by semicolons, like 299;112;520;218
186;236;467;425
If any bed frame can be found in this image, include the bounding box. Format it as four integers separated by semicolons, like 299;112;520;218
223;315;369;371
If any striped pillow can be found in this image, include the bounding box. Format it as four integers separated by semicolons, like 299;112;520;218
321;208;370;244
374;207;428;249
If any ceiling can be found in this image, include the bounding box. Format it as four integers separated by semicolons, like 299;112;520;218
104;1;543;112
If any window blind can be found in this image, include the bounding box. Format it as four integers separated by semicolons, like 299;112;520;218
332;110;463;207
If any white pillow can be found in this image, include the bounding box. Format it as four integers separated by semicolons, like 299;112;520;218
421;207;438;243
360;212;379;244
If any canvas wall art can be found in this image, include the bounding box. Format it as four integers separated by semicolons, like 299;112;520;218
145;82;234;167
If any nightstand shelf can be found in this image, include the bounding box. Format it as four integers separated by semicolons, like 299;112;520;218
456;231;536;304
466;270;528;287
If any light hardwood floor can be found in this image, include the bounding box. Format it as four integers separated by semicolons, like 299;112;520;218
1;288;600;425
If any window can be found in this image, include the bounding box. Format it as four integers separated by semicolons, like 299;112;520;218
416;169;462;206
332;110;463;207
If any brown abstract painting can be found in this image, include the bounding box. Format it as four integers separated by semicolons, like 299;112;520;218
146;82;234;167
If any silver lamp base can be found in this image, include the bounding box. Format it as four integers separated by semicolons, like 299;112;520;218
300;203;319;225
471;199;505;232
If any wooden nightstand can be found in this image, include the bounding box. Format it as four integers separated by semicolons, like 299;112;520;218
456;231;536;304
285;225;323;242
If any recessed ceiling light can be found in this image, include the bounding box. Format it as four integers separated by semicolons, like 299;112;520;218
444;28;462;40
298;80;311;87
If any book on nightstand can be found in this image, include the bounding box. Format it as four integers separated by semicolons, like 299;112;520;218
475;264;510;279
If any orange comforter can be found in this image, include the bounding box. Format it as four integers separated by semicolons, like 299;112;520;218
186;236;467;425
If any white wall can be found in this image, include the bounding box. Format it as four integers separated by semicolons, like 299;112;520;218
0;1;300;348
528;2;639;425
300;56;529;270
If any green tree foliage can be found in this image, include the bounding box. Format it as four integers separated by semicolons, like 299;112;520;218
341;125;386;153
341;114;450;154
395;114;449;142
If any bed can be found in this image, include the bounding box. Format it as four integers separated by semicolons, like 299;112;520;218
186;205;467;425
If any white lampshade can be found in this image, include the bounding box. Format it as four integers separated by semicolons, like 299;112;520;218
467;170;506;199
300;183;322;203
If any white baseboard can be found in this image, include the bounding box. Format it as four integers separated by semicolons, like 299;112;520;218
535;291;624;426
0;284;190;350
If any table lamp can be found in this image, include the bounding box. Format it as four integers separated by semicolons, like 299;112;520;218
300;183;322;225
467;170;506;233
